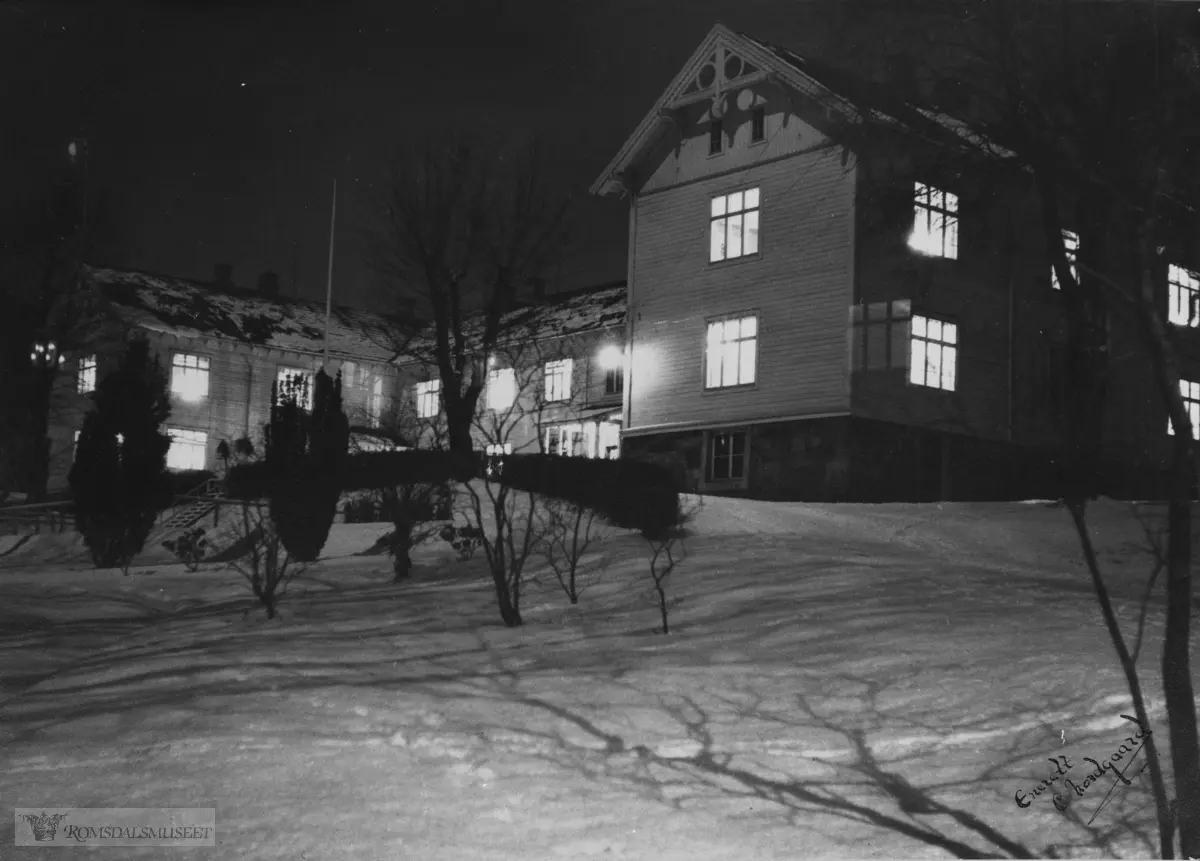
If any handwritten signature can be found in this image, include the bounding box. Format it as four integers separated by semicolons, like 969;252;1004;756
1015;714;1153;824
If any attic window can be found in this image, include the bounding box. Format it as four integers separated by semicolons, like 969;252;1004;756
751;107;766;143
709;120;723;156
171;353;210;402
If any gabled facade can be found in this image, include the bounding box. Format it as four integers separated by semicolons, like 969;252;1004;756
47;266;407;490
592;24;1190;501
392;283;626;460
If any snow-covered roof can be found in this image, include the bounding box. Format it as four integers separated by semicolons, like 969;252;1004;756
395;282;626;366
84;266;404;363
743;34;1013;160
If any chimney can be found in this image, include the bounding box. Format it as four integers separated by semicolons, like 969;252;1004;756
213;263;234;288
258;271;281;297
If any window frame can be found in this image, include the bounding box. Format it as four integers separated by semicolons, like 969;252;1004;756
709;187;762;264
1168;263;1200;328
604;364;624;396
415;379;440;419
165;427;208;472
908;182;959;260
1050;229;1080;291
76;354;97;394
705;429;749;486
750;107;766;143
368;374;385;428
851;300;913;372
709;119;724;156
704;313;759;391
543;359;573;403
486;366;517;411
1168;379;1200;439
276;366;314;410
908;313;958;392
170;352;211;403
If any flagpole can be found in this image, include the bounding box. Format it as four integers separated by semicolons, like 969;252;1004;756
323;178;337;371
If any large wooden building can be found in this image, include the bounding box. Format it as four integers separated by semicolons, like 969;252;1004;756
392;283;627;461
590;24;1193;501
47;265;404;491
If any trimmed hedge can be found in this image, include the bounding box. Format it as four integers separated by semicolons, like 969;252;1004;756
499;454;680;534
227;450;680;536
226;449;476;499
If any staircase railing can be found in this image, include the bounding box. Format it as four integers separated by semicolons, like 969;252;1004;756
0;500;76;535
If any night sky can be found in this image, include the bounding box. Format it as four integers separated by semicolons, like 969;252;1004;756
1;0;857;311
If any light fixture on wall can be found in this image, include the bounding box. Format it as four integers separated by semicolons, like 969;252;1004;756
597;344;623;370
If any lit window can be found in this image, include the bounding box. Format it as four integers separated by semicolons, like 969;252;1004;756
276;367;313;410
73;429;80;460
709;119;723;155
546;423;585;457
751;107;766;142
544;359;573;402
487;367;516;410
77;355;97;394
1169;380;1200;439
416;379;440;419
910;315;957;391
909;183;959;259
166;428;208;471
369;375;385;428
707;430;747;481
1169;264;1200;328
1050;230;1080;291
168;353;210;402
710;188;760;262
705;315;757;388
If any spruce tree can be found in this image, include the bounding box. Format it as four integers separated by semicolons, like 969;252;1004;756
68;337;172;569
266;369;348;562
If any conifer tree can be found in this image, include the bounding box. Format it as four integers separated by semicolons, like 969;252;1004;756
68;337;172;569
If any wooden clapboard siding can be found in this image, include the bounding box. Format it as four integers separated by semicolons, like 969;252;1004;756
849;159;1080;447
628;144;856;432
47;328;398;488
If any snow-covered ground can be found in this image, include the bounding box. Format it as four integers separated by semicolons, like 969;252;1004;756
0;497;1190;859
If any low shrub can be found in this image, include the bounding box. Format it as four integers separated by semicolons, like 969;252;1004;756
163;526;209;571
439;523;483;560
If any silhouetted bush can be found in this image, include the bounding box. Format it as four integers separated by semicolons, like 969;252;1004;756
498;454;680;535
163;526;209;571
264;370;349;563
69;338;173;570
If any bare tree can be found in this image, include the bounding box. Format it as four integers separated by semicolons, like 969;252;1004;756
642;497;700;635
538;498;608;605
368;131;571;458
230;497;304;620
807;2;1200;852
